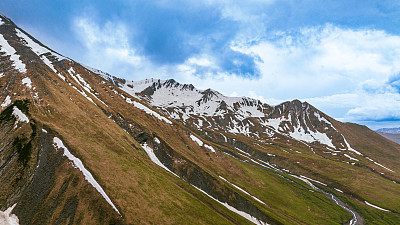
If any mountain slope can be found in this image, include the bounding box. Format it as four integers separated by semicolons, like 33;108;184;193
1;14;400;225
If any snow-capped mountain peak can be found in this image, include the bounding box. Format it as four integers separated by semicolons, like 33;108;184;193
90;72;355;152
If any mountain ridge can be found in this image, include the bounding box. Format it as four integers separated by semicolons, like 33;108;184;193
376;127;400;145
94;73;360;152
377;127;400;134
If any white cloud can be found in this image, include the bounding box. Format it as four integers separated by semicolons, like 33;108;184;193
303;91;400;121
73;16;143;75
345;92;400;121
248;91;267;103
187;55;215;67
230;25;400;97
173;24;400;125
230;91;238;97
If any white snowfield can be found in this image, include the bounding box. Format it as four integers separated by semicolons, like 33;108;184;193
0;34;26;73
0;204;19;225
52;137;120;214
289;126;334;148
117;79;265;119
0;18;4;26
261;112;336;149
12;107;29;123
192;185;269;225
1;96;11;108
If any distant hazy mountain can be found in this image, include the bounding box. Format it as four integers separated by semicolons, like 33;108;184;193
377;127;400;134
376;128;400;144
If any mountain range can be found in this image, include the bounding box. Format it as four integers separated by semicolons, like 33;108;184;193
376;127;400;145
0;14;399;224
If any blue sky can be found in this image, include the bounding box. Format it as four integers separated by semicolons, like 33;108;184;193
2;0;400;129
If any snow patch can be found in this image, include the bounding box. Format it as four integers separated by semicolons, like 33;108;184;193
334;188;343;193
190;134;215;152
190;134;203;146
220;133;227;142
21;77;32;89
12;107;29;123
204;144;216;153
0;204;19;225
126;98;172;124
16;29;66;81
1;96;11;108
141;143;179;177
67;68;108;107
341;135;362;155
0;34;26;73
261;116;336;148
289;126;335;149
314;112;333;127
365;157;394;172
344;154;359;161
365;201;390;212
219;176;266;205
16;29;65;60
192;185;268;225
263;117;288;131
72;86;94;104
154;137;161;144
141;143;167;170
40;55;65;81
0;18;4;26
373;161;394;172
16;29;49;55
52;137;120;214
